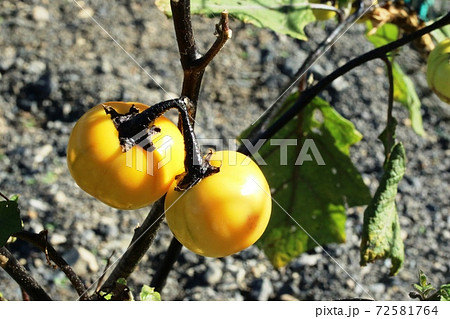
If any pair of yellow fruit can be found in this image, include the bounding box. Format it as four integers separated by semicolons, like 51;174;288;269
67;102;272;258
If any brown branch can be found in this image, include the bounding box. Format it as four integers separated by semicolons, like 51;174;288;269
0;246;52;301
194;11;232;71
171;0;232;121
148;1;233;294
14;230;90;300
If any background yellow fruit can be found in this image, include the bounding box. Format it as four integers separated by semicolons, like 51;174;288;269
426;38;450;104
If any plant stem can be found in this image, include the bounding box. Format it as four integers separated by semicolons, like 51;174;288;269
14;230;90;300
150;0;232;294
149;236;183;292
242;12;450;151
0;246;52;301
98;197;166;294
380;55;396;159
171;0;231;123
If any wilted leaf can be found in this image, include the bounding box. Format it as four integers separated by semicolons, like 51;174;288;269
360;142;405;275
248;95;371;268
0;196;23;247
156;0;316;41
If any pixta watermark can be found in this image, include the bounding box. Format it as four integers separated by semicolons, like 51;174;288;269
125;132;325;176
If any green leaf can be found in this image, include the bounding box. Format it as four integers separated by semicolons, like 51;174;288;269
360;143;406;276
156;0;316;41
366;22;425;136
428;17;450;43
140;285;161;301
391;62;425;136
419;269;429;287
252;95;371;268
366;22;399;47
439;284;450;301
0;196;23;247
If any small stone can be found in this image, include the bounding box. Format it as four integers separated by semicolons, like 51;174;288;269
203;261;223;285
63;247;99;277
49;233;67;246
29;199;50;212
249;278;273;301
33;258;44;268
0;46;16;71
78;7;94;19
28;60;47;75
54;191;67;205
279;294;299;301
298;253;320;266
250;263;267;278
370;283;386;295
32;6;50;22
34;144;53;164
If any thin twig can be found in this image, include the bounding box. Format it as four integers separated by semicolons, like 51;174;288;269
171;0;232;120
0;191;10;201
243;0;370;143
194;11;232;71
150;236;183;292
14;230;90;300
95;250;115;293
242;12;450;151
380;54;396;159
0;246;52;301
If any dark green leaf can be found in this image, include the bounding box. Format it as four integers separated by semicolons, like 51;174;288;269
156;0;315;41
140;285;161;301
252;95;371;268
360;143;406;276
0;197;23;247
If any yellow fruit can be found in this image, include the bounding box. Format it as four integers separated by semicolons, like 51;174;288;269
67;101;185;210
426;38;450;104
165;150;272;257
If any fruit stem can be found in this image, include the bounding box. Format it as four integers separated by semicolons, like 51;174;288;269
104;97;218;190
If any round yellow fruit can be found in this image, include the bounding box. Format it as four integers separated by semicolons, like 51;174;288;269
427;38;450;104
164;150;272;257
67;101;185;210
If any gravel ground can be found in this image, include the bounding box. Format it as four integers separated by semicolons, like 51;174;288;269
0;1;449;301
